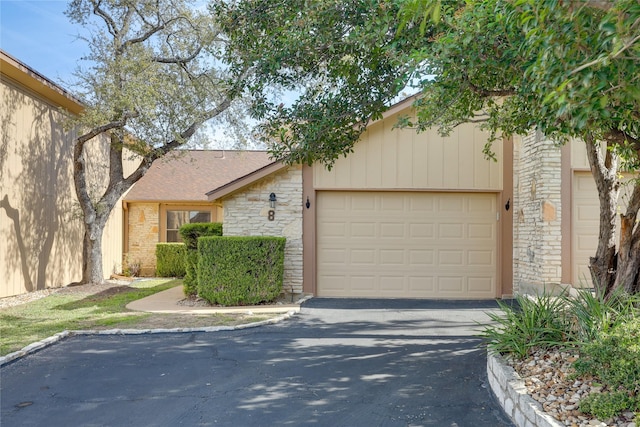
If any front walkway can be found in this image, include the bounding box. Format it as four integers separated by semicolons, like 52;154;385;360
125;284;305;314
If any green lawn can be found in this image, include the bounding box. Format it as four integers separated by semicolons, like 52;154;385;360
0;279;179;356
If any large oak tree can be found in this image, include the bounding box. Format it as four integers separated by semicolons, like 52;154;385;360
66;0;251;284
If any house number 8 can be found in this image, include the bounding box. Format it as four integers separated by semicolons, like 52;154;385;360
268;210;275;221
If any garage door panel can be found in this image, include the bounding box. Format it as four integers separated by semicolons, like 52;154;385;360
351;194;376;211
468;250;493;266
351;249;376;265
438;277;464;292
438;223;464;238
380;223;405;238
468;277;494;292
409;197;435;212
409;250;435;266
380;250;404;265
317;192;497;298
439;250;464;266
439;197;464;212
469;223;495;239
409;223;434;238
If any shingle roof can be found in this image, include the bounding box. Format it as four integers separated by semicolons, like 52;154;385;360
124;150;274;202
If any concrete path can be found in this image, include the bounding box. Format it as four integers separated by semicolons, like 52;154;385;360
0;298;513;427
125;284;303;314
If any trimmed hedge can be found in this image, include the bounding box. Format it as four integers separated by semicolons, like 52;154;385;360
197;236;285;306
179;222;222;296
180;222;223;249
155;243;187;277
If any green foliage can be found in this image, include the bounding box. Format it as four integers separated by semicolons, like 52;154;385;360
482;290;640;419
183;251;199;297
62;0;259;284
574;319;640;419
481;293;568;359
155;243;187;277
0;279;179;356
213;0;427;167
564;288;640;343
197;236;285;306
179;223;223;249
482;291;640;359
179;223;223;296
579;391;636;421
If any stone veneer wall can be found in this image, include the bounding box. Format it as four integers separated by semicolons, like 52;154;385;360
222;165;303;294
126;202;159;276
513;129;563;294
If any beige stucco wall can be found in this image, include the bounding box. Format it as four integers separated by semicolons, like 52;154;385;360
512;130;563;294
0;74;134;297
222;166;303;294
314;110;502;191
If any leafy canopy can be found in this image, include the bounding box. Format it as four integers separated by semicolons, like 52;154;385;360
403;0;639;162
214;0;427;167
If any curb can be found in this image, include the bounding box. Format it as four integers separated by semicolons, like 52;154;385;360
487;352;563;427
0;310;298;367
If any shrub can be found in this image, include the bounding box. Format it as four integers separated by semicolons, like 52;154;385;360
575;318;640;420
179;223;223;249
178;223;222;296
564;287;640;343
480;293;569;359
197;236;285;306
155;243;186;277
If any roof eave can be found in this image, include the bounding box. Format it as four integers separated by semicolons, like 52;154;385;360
1;50;84;115
206;161;287;201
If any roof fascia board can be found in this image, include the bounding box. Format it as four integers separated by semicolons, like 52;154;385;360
1;50;84;115
206;161;287;201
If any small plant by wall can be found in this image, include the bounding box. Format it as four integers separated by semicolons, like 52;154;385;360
155;243;187;277
197;236;285;306
179;222;222;296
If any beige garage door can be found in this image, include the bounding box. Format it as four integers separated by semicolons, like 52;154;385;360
572;171;632;287
572;172;599;287
316;192;498;298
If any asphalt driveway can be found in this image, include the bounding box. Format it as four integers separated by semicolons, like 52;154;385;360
1;298;514;427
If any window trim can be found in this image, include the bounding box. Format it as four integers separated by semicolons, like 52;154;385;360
159;204;217;243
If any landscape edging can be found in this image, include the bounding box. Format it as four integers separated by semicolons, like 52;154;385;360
487;351;563;427
0;310;297;367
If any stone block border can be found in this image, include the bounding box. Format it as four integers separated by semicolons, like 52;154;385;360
487;351;563;427
0;310;298;367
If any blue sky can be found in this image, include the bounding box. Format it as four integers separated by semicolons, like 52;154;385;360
0;0;89;88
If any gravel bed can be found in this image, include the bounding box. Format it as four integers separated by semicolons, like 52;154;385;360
508;349;637;427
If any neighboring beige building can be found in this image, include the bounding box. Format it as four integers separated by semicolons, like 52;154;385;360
123;150;273;276
0;50;136;298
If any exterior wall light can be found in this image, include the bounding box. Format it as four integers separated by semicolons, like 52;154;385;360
269;193;277;209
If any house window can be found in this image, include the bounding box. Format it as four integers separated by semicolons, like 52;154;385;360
166;210;211;242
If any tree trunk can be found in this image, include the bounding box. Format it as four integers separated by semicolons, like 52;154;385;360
81;222;106;284
611;181;640;294
73;131;153;285
585;137;620;296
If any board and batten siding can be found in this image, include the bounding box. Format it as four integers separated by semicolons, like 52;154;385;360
314;111;503;191
1;69;138;297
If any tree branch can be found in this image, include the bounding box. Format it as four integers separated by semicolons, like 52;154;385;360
91;0;118;37
153;45;202;64
75;111;139;145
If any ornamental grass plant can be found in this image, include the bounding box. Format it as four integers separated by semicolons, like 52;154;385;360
481;288;640;421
